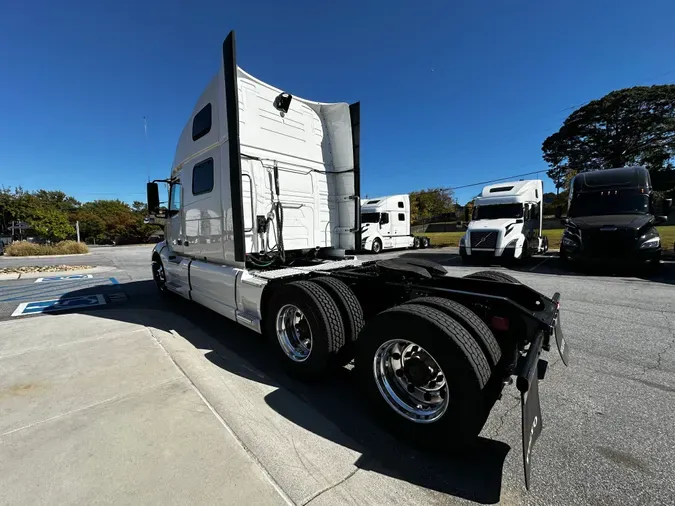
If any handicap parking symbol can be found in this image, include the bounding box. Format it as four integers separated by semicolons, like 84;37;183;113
11;294;106;317
35;274;93;283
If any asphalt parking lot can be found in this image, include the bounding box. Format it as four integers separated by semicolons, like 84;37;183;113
1;245;674;505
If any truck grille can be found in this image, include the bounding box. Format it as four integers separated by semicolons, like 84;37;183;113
470;230;498;249
581;229;637;257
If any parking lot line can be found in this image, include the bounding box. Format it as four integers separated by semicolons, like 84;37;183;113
529;253;554;272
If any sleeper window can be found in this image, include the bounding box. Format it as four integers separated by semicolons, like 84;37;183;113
192;159;214;195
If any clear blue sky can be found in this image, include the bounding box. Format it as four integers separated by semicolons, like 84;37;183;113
2;0;674;205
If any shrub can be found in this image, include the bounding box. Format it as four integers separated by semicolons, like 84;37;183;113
5;241;89;256
55;240;89;254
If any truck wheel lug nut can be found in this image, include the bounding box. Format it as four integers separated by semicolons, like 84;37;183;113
407;384;415;393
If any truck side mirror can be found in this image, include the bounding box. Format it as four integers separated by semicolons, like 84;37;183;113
554;206;562;219
464;207;470;222
147;182;160;214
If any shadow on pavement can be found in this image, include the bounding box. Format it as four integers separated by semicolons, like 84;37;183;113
47;280;511;505
397;250;675;286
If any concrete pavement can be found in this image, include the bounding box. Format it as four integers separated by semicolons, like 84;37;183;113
0;313;289;506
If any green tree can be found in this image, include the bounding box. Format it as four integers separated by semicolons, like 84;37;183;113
542;191;568;216
542;85;675;189
27;207;75;241
410;188;455;223
33;190;80;213
75;199;158;244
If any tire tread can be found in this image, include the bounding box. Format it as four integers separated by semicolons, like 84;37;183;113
311;277;364;343
378;304;491;386
290;280;345;354
405;297;501;366
465;270;520;284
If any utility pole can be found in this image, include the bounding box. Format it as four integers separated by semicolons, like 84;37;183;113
76;220;81;243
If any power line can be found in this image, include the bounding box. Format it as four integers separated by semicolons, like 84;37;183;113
451;169;545;190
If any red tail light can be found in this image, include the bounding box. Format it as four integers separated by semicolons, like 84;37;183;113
491;316;509;332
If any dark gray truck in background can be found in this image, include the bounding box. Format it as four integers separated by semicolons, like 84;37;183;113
557;166;672;269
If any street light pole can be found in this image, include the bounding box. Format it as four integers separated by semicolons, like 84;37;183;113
76;220;80;243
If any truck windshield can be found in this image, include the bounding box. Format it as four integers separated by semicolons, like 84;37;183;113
473;203;523;220
568;193;649;217
361;212;380;223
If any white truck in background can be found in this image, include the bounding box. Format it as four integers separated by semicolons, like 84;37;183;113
145;31;569;487
360;194;430;253
460;180;549;263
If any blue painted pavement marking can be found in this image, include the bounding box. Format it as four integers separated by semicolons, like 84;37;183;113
0;277;120;303
35;274;94;283
11;294;106;317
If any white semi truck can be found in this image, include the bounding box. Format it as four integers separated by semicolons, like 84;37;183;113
360;194;430;253
460;180;549;263
146;31;569;488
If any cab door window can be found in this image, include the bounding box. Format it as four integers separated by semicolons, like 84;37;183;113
169;183;182;216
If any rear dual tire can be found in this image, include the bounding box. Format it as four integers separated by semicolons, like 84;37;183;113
464;270;520;284
266;277;364;379
405;297;501;368
355;304;492;450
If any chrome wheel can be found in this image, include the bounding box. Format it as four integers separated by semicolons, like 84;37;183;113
153;261;166;289
276;304;313;362
373;339;449;423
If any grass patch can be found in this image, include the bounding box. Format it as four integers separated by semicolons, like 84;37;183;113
417;226;675;251
5;241;89;256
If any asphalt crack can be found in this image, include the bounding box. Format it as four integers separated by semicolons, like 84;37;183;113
631;311;675;380
491;394;521;439
301;467;361;506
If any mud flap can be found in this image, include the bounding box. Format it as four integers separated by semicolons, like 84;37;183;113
521;369;543;490
554;312;569;366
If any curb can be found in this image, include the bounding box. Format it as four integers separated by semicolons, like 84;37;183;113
0;266;115;280
0;252;92;260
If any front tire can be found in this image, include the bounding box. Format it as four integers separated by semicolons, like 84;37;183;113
152;257;170;296
355;304;491;450
266;281;346;380
372;239;383;254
